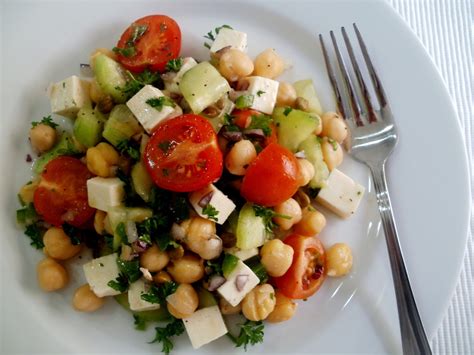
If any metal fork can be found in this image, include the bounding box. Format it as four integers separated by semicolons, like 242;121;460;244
319;24;432;355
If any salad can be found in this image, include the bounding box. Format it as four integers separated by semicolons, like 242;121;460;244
16;14;365;353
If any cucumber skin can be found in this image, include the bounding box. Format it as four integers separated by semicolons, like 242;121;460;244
33;133;80;174
102;105;143;147
94;54;128;104
107;207;153;251
298;136;330;189
73;106;106;148
131;161;153;203
236;203;266;250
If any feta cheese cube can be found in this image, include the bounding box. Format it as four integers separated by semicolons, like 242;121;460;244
217;260;260;306
87;177;125;212
245;76;279;114
164;57;198;94
210;28;247;53
126;85;182;133
189;184;236;225
128;278;160;312
49;75;91;118
83;253;121;297
183;306;228;349
224;247;259;261
316;169;365;218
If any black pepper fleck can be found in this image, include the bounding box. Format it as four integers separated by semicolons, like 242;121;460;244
25;154;32;162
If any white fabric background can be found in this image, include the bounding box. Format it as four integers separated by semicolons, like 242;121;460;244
388;0;473;353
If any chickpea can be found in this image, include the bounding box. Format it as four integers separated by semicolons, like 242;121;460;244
266;291;297;323
321;137;343;171
253;48;285;79
29;124;57;152
219;49;254;82
260;239;294;277
72;284;105;312
43;227;81;260
140;244;170;272
296;159;315;187
167;254;204;284
89;78;105;104
242;284;276;321
294;207;326;236
153;271;172;284
86;142;120;177
90;48;117;69
225;140;257;176
94;210;107;235
166;284;199;319
37;258;68;291
18;179;39;204
181;217;222;260
219;297;242;315
326;243;353;277
273;198;302;230
321;112;348;143
276;82;297;107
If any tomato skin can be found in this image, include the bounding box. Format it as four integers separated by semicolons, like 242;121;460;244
273;234;326;299
144;114;223;192
33;156;96;227
115;15;181;73
232;109;261;129
240;143;299;207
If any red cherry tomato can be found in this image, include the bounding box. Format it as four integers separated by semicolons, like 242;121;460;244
34;156;95;227
115;15;181;73
232;109;261;129
273;234;326;299
144;114;223;192
240;143;299;206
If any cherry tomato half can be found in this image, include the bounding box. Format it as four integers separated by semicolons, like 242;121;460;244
34;156;96;227
232;109;277;147
144;114;223;192
115;15;181;73
273;234;326;299
240;143;299;207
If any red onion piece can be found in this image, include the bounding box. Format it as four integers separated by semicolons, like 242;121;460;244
294;150;306;159
132;240;149;253
235;274;249;291
222;130;243;142
207;275;226;291
243;129;265;139
198;191;214;208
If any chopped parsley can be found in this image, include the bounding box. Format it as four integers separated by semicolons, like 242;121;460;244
112;46;136;58
202;203;219;222
245;257;268;284
222;253;239;278
227;320;264;350
24;223;45;249
107;274;128;293
205;257;223;276
117;258;141;283
133;314;147;331
158;140;172;153
248;114;273;137
115;222;128;244
252;204;290;233
16;203;38;225
328;137;339;151
31;115;58;129
223;113;235;126
156;233;180;251
165;57;183;72
62;223;83;245
146;96;175;111
149;318;185;355
117;139;140;161
203;24;233;49
113;23;148;58
235;94;254;109
256;90;265;97
120;69;162;99
141;281;178;305
283;107;293;116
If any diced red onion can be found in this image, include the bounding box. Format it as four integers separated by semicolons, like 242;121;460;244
207;275;226;291
126;221;138;243
294;151;306;159
140;267;153;281
235;274;249;291
170;223;186;241
243;129;265;139
198;191;214;208
221;130;243;142
132;240;149;253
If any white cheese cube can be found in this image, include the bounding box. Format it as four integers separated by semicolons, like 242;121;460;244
126;85;182;133
210;28;247;53
183;306;228;349
87;177;125;212
245;76;279;114
128;278;160;312
49;75;91;118
83;253;121;297
164;57;198;94
224;247;259;261
217;260;260;306
189;184;236;225
316;169;365;218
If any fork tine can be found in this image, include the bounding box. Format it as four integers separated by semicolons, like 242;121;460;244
341;26;377;123
353;23;389;108
329;30;364;127
318;34;347;120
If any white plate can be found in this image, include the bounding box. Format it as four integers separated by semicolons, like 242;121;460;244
0;0;470;353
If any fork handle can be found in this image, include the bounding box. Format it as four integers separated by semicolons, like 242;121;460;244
369;163;432;355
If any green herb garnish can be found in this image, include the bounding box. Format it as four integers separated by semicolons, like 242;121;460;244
117;139;140;161
227;320;264;350
16;203;38;225
203;24;233;48
107;274;128;293
149;318;185;355
117;258;141;283
328;137;339;151
31;115;58;129
248;114;273;137
256;90;265;97
222;253;239;278
202;203;219;222
24;223;45;249
133;314;147;331
113;23;148;58
245;257;268;284
165;58;183;72
252;204;290;233
158;140;172;153
141;281;178;305
62;223;83;245
235;94;254;109
146;97;176;111
283;107;293;116
120;69;162;99
115;222;128;244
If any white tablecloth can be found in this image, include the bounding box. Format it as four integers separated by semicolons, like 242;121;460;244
388;0;473;353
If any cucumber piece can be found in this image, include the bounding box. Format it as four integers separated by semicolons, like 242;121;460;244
73;106;106;148
197;288;218;309
102;104;143;147
273;107;320;152
114;293;170;323
34;132;80;174
131;161;153;202
236;203;266;250
293;79;323;115
180;62;231;114
108;206;153;250
94;54;128;103
298;136;330;188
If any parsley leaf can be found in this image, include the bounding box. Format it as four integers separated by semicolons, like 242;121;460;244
116;169;143;206
117;139;140;161
107;274;128;293
115;222;128;244
222;253;239;278
24;223;45;249
120;69;162;99
117;258;141;283
146;97;175;111
202;203;219;222
158;140;172;153
245;257;268;284
203;24;233;48
147;188;190;224
137;215;168;243
149;318;185;355
283;107;293;116
62;223;83;245
256;90;265;97
247;114;273;137
141;281;178;305
165;58;183;72
223;113;235;126
112;23;148;58
112;46;136;58
235;94;254;109
328;137;339;151
205;257;223;276
16;203;38;225
31;115;58;129
156;233;180;251
228;320;264;350
133;314;147;331
253;204;290;233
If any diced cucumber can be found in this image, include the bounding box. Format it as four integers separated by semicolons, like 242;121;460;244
73;106;106;148
298;136;330;188
197;288;218;309
273;107;320;152
114;293;170;323
93;54;128;103
131;161;153;202
102;104;143;147
236;203;266;250
107;206;153;250
293;79;323;115
180;62;231;114
34;132;80;174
